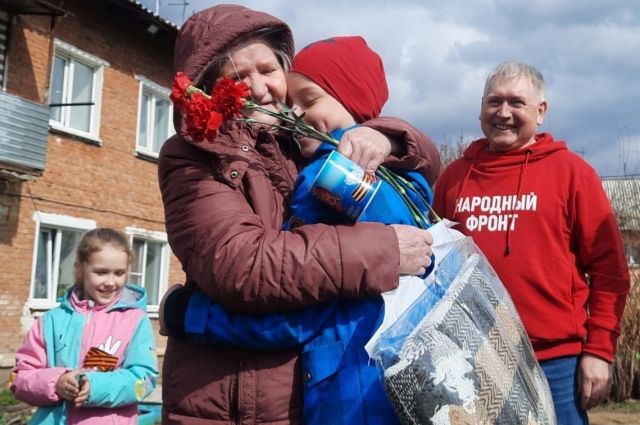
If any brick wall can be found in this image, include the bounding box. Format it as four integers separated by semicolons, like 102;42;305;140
0;0;181;371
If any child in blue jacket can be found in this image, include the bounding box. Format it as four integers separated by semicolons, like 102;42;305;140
161;36;437;425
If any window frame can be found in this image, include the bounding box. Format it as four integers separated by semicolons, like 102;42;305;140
48;39;109;143
28;212;96;310
125;227;170;315
0;9;9;90
135;75;174;159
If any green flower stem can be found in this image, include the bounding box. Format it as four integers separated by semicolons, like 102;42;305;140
383;169;442;223
186;86;201;96
243;101;338;145
376;167;431;228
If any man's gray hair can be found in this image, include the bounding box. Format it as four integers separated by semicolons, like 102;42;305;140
483;62;546;100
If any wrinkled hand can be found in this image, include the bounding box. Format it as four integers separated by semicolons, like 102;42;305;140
578;353;612;410
73;375;90;407
337;126;392;171
392;224;433;276
56;371;80;402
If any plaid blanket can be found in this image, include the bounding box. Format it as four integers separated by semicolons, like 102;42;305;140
373;239;556;425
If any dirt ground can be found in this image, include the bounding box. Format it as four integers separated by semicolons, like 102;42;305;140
589;406;640;425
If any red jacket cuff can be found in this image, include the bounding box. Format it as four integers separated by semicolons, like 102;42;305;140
583;326;618;362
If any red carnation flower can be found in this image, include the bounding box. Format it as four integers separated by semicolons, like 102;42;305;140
183;91;222;143
170;74;248;143
170;72;193;111
211;77;250;119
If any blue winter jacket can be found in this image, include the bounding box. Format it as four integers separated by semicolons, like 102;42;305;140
182;139;434;425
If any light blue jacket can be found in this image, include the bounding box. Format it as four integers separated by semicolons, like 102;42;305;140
11;285;158;425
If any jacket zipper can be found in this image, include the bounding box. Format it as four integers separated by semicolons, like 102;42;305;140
80;301;95;367
235;360;244;425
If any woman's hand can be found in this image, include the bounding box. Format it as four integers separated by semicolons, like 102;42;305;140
337;126;392;171
392;224;433;276
56;371;80;402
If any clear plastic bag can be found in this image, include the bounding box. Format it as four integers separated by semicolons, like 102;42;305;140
369;237;556;425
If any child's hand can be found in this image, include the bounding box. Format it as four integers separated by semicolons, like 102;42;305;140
73;375;90;407
56;371;80;402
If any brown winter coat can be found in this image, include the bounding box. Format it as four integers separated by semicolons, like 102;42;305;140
158;4;441;424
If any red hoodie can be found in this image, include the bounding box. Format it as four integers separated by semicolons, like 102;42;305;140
433;132;629;362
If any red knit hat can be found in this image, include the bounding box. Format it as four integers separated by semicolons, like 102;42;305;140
291;36;388;123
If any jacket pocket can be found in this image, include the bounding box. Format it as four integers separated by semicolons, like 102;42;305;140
301;341;345;424
301;341;344;387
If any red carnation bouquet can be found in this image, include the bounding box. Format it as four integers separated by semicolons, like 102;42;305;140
170;72;438;228
171;71;335;146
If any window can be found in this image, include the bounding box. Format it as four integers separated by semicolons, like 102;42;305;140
49;39;108;141
29;213;96;308
0;10;9;89
136;75;174;158
126;227;169;312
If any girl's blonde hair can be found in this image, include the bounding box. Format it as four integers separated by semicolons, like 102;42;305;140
74;228;133;286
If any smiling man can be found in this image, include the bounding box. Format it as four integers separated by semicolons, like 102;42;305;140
479;67;546;152
433;61;630;424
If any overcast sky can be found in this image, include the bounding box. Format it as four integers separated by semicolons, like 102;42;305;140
141;0;640;177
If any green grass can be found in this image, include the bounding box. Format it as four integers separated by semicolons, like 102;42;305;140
0;390;20;425
0;390;18;407
595;399;640;413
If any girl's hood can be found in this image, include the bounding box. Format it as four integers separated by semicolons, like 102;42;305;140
60;284;148;313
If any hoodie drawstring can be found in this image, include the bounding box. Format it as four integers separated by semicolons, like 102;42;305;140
505;149;532;256
452;150;480;223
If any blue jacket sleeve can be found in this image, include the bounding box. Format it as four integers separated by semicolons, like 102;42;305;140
83;316;158;407
184;291;338;349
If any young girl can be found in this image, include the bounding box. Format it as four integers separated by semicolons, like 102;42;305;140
9;228;158;425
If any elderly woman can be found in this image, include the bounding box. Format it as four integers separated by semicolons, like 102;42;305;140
158;4;440;424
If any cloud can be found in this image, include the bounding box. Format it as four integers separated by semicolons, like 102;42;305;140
149;0;640;176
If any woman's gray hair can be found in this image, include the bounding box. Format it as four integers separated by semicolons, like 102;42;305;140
483;62;546;100
196;28;292;91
